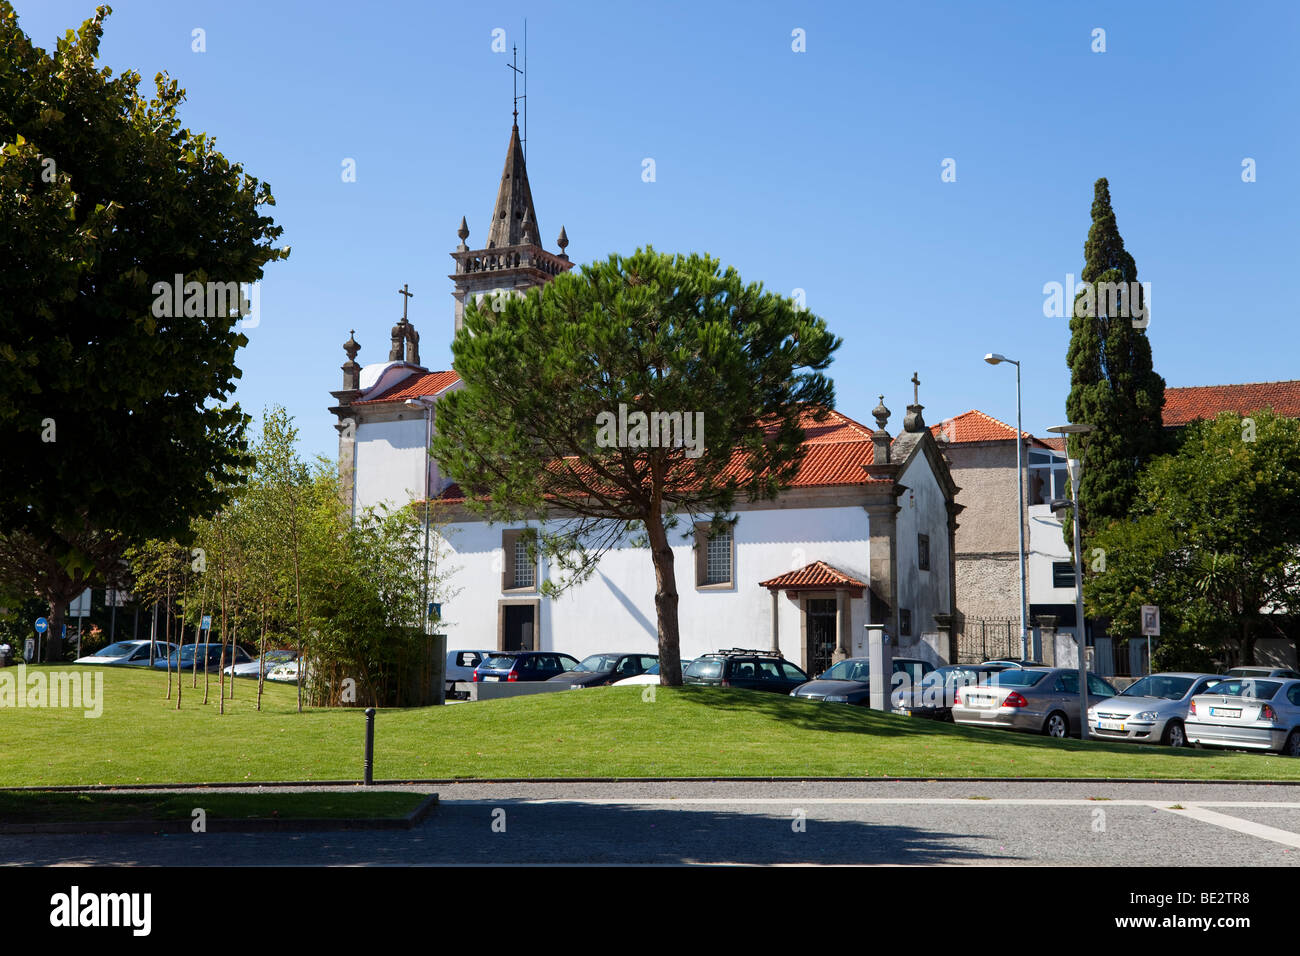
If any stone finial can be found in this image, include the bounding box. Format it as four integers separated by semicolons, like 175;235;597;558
343;329;360;363
405;325;421;367
389;319;406;362
557;225;569;259
872;395;891;431
457;216;469;251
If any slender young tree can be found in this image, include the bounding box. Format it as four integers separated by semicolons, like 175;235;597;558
1064;178;1166;544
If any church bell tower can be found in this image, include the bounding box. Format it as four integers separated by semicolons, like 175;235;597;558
450;48;571;335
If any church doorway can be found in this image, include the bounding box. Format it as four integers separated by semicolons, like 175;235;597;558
500;602;538;651
806;598;838;677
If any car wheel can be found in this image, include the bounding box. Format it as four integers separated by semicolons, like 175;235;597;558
1162;720;1186;748
1285;729;1300;758
1043;711;1069;738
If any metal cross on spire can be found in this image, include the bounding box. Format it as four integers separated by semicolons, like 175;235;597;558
397;283;414;321
507;21;527;158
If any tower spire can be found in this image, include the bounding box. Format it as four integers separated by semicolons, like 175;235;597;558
486;119;539;249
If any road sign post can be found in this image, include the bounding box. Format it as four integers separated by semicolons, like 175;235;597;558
1140;605;1160;675
33;617;47;664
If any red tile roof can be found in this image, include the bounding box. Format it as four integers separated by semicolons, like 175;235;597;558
431;407;890;504
931;410;1033;444
1162;381;1300;427
759;561;867;591
1038;436;1067;452
355;370;461;405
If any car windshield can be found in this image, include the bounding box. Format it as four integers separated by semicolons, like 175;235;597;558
573;654;620;673
481;656;516;669
93;643;140;657
1205;678;1282;700
820;660;870;682
685;660;723;679
1121;675;1197;700
261;651;295;664
986;670;1048;687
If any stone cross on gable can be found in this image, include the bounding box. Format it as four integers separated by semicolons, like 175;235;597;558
398;283;414;322
911;372;920;405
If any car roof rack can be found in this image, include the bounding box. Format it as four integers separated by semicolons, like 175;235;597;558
713;648;783;657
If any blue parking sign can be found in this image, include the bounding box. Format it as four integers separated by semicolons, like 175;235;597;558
34;617;48;634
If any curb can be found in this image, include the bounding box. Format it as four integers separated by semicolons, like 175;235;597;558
3;776;1300;791
0;793;438;835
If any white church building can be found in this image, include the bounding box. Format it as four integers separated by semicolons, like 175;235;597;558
328;116;964;675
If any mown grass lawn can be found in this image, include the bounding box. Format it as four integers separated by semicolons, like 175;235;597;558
3;665;1299;786
0;790;427;824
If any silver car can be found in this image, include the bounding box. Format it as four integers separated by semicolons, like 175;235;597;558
1185;677;1300;755
1087;672;1223;747
951;667;1119;738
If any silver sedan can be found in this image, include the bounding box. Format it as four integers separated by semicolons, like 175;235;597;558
951;667;1119;738
1185;677;1300;755
1087;672;1223;747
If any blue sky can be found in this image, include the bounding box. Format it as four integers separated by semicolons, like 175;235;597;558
14;0;1300;462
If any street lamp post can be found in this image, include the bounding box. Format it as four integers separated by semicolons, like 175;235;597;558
985;353;1027;660
1047;422;1095;741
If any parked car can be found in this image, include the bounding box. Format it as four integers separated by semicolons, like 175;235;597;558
73;641;178;667
950;667;1119;738
548;652;659;687
472;651;580;683
893;663;1015;720
1225;666;1300;680
684;649;809;695
265;658;303;683
981;659;1045;668
1086;672;1223;747
791;656;933;706
153;643;254;672
224;648;298;679
610;659;697;686
445;650;495;698
1185;677;1300;755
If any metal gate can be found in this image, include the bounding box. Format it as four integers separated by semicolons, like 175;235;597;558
956;617;1021;664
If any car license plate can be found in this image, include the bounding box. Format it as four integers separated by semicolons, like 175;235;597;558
483;676;499;682
1210;707;1240;718
1099;719;1126;731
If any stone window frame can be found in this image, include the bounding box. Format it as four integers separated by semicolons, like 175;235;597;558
694;522;735;590
917;533;930;572
502;529;539;593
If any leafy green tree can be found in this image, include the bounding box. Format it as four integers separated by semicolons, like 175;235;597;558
0;3;287;659
432;247;840;685
1086;410;1300;665
1064;178;1166;545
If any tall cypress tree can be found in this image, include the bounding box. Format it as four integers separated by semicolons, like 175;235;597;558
1064;178;1166;545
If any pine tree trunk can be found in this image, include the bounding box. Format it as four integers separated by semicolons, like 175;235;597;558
645;510;683;686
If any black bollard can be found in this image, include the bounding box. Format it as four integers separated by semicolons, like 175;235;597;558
363;707;375;786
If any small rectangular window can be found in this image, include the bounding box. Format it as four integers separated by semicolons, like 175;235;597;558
917;534;930;572
696;523;734;588
899;609;912;636
1052;561;1076;589
513;536;535;589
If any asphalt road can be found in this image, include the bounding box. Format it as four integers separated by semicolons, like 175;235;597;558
5;780;1300;866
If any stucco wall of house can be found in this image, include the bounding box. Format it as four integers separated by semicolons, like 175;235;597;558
354;414;429;515
895;450;953;652
438;504;871;669
943;440;1027;621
